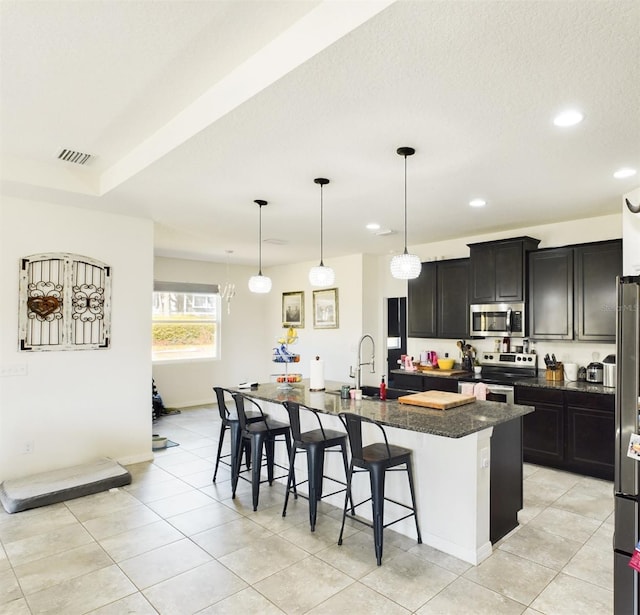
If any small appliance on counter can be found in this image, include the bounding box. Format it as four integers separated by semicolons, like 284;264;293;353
586;361;604;383
602;354;616;388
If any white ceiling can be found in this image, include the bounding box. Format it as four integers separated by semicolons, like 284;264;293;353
2;0;639;268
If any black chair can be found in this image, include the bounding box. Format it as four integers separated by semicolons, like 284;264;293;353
281;401;351;531
212;387;265;483
231;393;292;511
338;412;422;565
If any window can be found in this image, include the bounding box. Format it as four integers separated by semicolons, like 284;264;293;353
152;282;220;362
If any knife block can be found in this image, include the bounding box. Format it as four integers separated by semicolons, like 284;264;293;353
546;362;564;381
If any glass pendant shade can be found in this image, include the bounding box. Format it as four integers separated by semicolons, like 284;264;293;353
309;264;335;287
391;146;421;280
390;251;422;279
249;199;271;294
248;274;272;293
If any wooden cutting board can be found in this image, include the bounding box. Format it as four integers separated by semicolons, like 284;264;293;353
398;390;476;410
420;368;469;377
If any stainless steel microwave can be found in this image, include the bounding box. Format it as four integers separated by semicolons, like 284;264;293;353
469;302;525;338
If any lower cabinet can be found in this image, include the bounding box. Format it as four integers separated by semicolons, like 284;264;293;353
516;386;614;480
517;388;565;467
565;391;615;480
392;373;458;393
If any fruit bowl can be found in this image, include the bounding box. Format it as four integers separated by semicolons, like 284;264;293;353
437;358;455;370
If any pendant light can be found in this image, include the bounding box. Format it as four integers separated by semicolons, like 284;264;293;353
390;146;422;280
308;177;335;287
248;199;272;294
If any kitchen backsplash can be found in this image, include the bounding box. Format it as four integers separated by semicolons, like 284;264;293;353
407;337;616;370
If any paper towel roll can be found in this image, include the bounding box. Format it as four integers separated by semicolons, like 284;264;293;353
310;356;325;391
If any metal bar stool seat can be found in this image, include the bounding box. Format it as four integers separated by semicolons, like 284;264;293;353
231;393;292;511
212;387;266;483
281;401;351;531
338;412;422;565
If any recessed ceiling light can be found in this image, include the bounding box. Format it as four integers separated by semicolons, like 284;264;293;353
613;167;637;179
366;223;381;230
469;199;486;208
553;109;584;127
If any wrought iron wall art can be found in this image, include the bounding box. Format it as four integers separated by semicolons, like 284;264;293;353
19;253;111;351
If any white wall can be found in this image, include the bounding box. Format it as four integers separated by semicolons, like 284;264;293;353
152;257;271;407
0;197;153;481
267;254;366;384
623;187;640;275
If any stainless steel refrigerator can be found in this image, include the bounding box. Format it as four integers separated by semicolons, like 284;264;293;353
615;275;640;614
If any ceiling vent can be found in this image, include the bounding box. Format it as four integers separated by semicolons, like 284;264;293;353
56;148;93;166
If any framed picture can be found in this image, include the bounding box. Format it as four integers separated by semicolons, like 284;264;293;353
313;288;339;329
282;291;304;328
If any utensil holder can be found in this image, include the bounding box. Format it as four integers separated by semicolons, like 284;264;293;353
546;362;564;381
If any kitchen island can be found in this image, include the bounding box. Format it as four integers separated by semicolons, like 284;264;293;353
231;380;534;565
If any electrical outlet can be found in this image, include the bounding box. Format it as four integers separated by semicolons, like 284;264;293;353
480;447;489;469
21;440;35;455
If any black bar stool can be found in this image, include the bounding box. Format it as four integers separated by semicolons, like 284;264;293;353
281;401;351;531
231;393;292;511
212;387;265;483
338;412;422;565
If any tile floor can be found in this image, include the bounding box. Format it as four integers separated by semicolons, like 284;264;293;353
1;405;615;614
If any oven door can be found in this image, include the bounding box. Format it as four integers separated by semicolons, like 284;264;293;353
459;381;514;404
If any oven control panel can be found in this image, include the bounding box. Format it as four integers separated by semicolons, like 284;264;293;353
481;352;538;369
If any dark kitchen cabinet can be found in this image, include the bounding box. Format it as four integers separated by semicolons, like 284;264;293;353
468;237;540;304
529;240;621;342
408;262;437;338
517;386;615;480
392;373;424;391
528;247;574;340
574;240;622;342
565;391;615;480
490;418;523;543
408;258;469;339
517;387;565;467
392;372;458;393
437;259;469;339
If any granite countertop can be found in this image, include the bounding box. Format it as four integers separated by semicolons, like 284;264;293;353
230;380;534;439
390;369;615;395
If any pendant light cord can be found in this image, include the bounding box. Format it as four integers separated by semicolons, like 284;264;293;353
258;203;263;275
319;183;325;266
403;153;408;255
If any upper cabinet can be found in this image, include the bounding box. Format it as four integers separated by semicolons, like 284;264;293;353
529;239;622;342
575;240;623;342
408;258;469;339
408;261;437;338
468;237;540;304
528;247;574;340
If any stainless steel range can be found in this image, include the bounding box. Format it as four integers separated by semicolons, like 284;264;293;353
478;352;538;381
457;352;538;404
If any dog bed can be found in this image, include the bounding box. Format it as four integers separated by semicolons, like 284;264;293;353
0;457;132;513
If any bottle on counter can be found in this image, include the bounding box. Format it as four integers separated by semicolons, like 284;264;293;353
502;337;510;352
379;375;387;400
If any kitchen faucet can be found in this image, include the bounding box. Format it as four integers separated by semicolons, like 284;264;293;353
349;334;375;390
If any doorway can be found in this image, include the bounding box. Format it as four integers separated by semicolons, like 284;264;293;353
386;297;407;387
